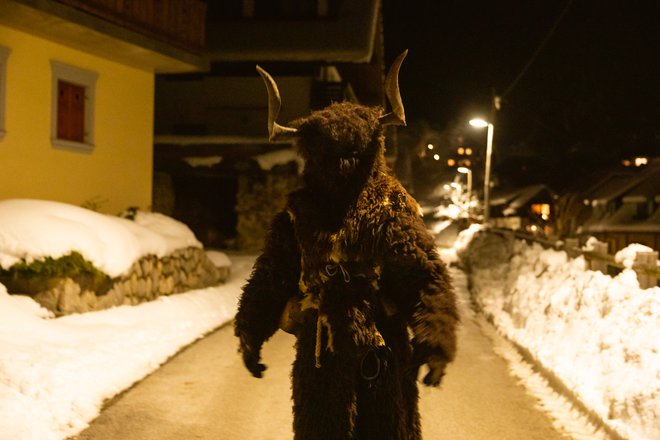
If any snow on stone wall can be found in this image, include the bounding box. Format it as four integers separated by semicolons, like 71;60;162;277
32;247;228;316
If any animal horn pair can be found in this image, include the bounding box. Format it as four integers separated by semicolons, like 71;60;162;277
256;49;408;141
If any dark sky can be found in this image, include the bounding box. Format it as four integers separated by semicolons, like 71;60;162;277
382;0;660;188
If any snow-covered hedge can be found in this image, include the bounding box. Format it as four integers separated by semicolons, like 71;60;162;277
460;228;659;440
0;199;228;315
0;199;201;278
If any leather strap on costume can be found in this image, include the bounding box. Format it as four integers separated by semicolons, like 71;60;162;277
284;207;390;369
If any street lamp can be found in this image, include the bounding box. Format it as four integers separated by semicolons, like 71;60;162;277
457;166;472;214
469;118;494;223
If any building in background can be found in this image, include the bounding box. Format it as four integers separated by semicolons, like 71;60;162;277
153;0;387;250
0;0;207;214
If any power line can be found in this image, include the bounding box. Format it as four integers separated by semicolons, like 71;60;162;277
501;0;576;99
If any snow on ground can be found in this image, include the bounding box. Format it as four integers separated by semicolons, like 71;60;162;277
462;227;659;440
0;198;255;439
0;254;255;440
1;199;658;440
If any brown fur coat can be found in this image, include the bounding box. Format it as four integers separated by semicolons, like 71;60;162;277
234;102;458;440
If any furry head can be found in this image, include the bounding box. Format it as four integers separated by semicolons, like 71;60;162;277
255;50;409;191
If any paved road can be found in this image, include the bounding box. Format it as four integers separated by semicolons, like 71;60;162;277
74;270;569;440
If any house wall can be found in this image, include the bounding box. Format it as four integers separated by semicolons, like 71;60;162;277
0;24;154;214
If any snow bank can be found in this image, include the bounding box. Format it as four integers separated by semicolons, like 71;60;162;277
0;199;201;277
0;255;255;440
466;235;659;440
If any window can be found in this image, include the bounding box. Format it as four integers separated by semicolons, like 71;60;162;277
0;46;10;141
50;61;97;153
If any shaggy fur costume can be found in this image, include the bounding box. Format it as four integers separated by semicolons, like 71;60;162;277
234;101;459;440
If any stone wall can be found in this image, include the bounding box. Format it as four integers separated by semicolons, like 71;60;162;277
33;247;229;316
235;167;299;251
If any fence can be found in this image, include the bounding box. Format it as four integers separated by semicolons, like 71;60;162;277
490;228;660;289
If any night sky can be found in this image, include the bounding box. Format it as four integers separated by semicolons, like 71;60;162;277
382;0;659;190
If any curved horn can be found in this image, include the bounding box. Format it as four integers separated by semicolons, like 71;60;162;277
378;49;408;126
256;65;299;141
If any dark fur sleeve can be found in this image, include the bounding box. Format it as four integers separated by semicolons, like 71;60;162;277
234;210;301;352
381;204;459;363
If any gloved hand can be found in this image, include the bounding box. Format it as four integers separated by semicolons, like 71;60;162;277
411;343;448;387
421;355;448;387
239;338;267;378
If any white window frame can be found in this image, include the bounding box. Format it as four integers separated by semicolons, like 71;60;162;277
50;60;98;153
0;46;10;141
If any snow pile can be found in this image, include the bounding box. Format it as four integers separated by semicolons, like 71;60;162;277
466;236;659;440
254;148;303;171
0;199;201;277
0;254;255;440
613;243;655;269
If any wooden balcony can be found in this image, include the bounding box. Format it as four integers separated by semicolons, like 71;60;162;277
0;0;208;72
53;0;206;54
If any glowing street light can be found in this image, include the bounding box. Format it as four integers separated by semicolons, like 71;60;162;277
469;118;494;223
457;166;472;210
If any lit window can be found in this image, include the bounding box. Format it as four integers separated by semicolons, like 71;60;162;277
447;158;455;166
531;203;551;220
457;147;464;155
0;46;9;141
465;147;472;155
50;61;97;153
634;157;648;167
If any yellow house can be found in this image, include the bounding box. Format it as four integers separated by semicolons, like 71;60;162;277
0;0;208;214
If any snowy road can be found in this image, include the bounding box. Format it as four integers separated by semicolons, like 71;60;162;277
74;270;571;440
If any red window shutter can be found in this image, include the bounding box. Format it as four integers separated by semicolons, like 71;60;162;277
57;80;85;142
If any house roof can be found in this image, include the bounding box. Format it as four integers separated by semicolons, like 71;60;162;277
584;171;637;205
585;158;660;205
491;184;553;208
585;204;660;233
0;0;209;73
506;184;553;210
205;1;381;63
622;165;660;202
580;159;660;233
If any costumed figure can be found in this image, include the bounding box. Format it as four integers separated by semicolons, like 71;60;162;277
234;50;459;440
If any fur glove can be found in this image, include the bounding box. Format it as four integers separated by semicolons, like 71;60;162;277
412;343;449;387
239;336;267;378
420;354;448;387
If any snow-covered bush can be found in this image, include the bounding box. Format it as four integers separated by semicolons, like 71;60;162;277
0;199;226;315
0;199;201;277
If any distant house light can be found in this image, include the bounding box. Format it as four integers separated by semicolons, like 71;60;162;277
427;143;434;150
621;159;632;167
634;157;649;167
465;147;472;155
457;147;465;155
447;158;456;166
433;154;440;161
531;203;551;221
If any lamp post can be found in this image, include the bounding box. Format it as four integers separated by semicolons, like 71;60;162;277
457;166;472;214
469;118;494;223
